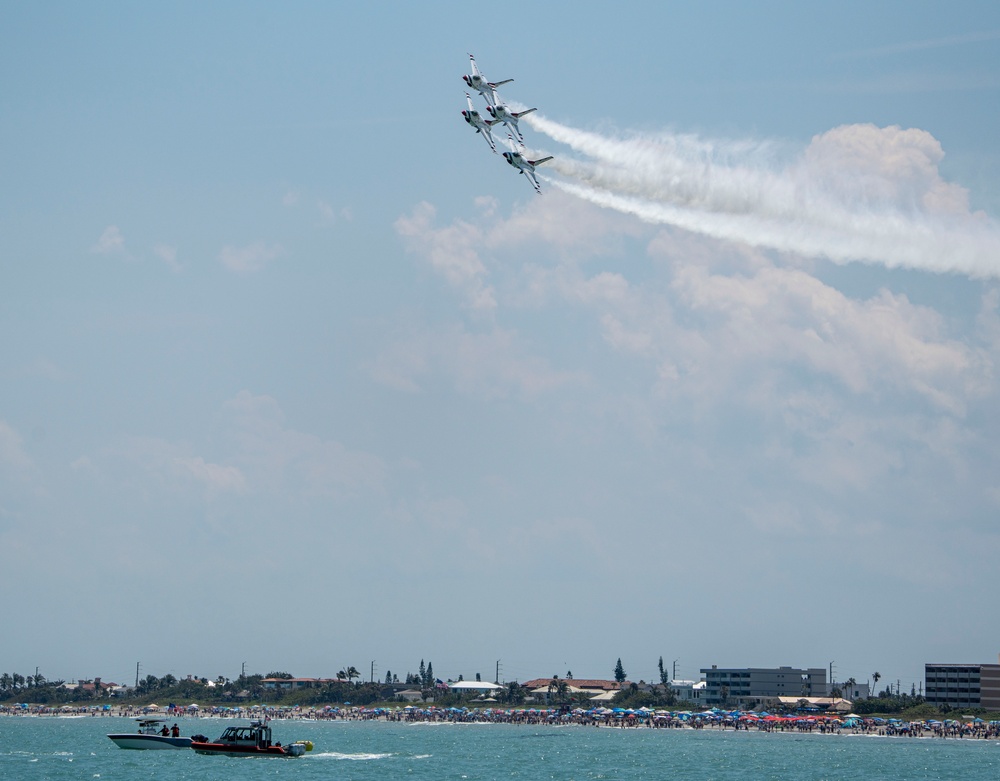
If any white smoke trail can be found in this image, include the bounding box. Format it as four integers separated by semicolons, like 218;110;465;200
523;113;1000;279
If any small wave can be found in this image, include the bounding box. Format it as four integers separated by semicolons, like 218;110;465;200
310;751;394;761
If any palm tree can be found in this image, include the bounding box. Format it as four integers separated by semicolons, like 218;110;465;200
504;681;524;705
345;666;361;684
0;673;11;692
872;672;881;696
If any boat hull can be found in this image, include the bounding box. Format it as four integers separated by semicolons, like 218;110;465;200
191;741;306;757
107;733;193;750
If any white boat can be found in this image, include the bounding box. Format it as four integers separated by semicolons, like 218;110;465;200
107;717;193;749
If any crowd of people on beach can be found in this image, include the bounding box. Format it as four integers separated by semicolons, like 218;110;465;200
2;702;998;740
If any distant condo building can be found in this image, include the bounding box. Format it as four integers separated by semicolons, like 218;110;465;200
700;666;828;707
924;658;1000;710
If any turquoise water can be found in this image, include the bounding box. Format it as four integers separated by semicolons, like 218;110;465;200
2;715;999;780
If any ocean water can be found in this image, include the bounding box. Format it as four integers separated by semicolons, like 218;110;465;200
2;715;999;781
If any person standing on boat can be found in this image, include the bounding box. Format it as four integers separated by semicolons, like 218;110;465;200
171;724;180;738
160;724;169;736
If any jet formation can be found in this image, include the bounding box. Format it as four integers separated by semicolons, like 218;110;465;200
461;54;552;194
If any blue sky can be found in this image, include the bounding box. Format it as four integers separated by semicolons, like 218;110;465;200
2;1;999;692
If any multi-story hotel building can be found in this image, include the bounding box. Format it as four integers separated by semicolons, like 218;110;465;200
700;666;827;706
924;659;1000;710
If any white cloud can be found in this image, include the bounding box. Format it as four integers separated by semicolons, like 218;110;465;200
317;200;335;223
0;420;31;470
222;390;385;498
91;225;125;255
666;259;990;414
834;29;1000;59
218;241;285;272
370;324;585;401
85;437;241;493
173;456;246;493
18;358;69;382
395;201;496;311
153;244;180;271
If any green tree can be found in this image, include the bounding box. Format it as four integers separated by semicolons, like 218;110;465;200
385;670;393;685
658;656;669;686
266;671;293;679
614;658;626;684
872;671;881;696
0;673;11;692
345;666;361;685
502;681;525;705
547;675;569;704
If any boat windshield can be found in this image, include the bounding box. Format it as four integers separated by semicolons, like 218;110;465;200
219;726;265;744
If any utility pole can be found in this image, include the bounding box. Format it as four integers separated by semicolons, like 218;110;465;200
829;661;835;693
496;660;501;685
135;662;140;689
241;661;246;680
371;661;375;684
673;659;678;681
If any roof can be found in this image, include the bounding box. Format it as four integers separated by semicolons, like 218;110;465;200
448;680;503;690
776;696;853;710
529;684;592;694
520;678;624;691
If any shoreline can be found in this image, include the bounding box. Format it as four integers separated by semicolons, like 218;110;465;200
1;705;997;741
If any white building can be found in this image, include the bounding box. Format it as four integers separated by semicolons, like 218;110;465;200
447;680;504;696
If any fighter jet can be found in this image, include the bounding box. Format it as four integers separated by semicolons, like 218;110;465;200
502;136;553;194
487;101;536;144
462;54;512;107
461;92;498;153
